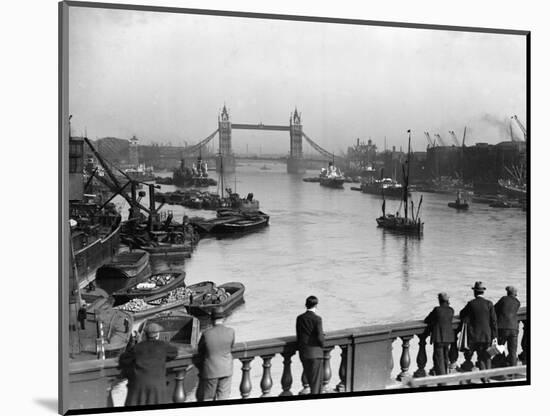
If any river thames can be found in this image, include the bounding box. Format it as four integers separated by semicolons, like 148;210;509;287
113;160;527;395
127;160;528;338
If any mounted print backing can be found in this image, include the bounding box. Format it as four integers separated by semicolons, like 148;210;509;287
59;1;529;414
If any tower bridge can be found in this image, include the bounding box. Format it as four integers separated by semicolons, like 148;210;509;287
182;105;344;174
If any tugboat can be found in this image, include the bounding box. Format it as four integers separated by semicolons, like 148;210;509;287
173;150;217;188
319;161;345;188
448;191;469;210
376;130;424;234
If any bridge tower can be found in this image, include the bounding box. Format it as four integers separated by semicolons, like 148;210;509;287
217;104;235;173
287;108;306;173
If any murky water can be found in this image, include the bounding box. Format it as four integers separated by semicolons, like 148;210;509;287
117;161;527;340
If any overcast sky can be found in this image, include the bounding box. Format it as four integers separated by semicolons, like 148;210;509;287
69;7;527;154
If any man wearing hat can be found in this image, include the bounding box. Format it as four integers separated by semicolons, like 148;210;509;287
459;281;498;378
119;323;178;406
424;292;455;375
196;307;235;401
296;295;325;395
495;286;521;367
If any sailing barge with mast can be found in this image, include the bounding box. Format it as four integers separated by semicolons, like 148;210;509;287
376;130;424;234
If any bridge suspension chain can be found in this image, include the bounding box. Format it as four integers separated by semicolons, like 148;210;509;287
181;129;219;155
301;131;345;161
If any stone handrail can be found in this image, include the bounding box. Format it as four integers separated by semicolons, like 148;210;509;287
68;307;527;408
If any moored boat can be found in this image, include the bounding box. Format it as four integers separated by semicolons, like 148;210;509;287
185;282;245;317
95;250;151;294
137;312;200;349
112;271;186;306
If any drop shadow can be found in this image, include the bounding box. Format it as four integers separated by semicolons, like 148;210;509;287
34;398;58;413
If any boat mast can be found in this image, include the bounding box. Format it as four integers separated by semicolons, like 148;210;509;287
404;130;411;220
219;153;224;199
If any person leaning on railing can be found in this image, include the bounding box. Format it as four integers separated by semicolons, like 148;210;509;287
424;292;455;376
118;323;178;406
459;281;498;382
296;295;325;395
495;286;521;368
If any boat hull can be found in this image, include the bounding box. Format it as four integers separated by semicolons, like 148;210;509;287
112;271;186;306
320;177;345;188
376;216;424;234
185;282;245;317
448;202;469;210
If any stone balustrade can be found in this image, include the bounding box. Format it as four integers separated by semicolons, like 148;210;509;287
68;307;527;410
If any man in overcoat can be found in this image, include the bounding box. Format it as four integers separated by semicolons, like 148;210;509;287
459;281;497;378
424;292;455;375
119;323;178;406
296;295;325;395
196;307;235;401
495;286;521;367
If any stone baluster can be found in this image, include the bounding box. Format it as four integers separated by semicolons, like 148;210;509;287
335;345;348;392
260;355;274;397
448;340;459;373
280;351;294;396
413;333;428;378
299;370;310;395
239;357;254;399
519;319;528;365
322;346;334;393
172;366;190;403
396;336;413;381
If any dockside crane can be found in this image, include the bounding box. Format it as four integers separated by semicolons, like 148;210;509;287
83;137;154;221
511;115;527;141
434;133;447;147
448;131;461;147
424;132;436;148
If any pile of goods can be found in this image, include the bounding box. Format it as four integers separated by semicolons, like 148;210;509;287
148;287;190;305
115;298;156;312
193;287;230;305
130;273;175;292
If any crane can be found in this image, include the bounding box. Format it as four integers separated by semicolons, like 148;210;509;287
448;131;461;147
434;133;447;147
424;132;436;148
511;115;527;141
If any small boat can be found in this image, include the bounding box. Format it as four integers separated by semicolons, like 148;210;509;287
209;211;269;234
95;250;151;294
303;177;321;183
489;200;511;208
376;130;424;235
448;191;469;210
319;162;345;188
260;165;271;170
362;177;405;198
185;282;245;317
112;271;186;306
137;312;200;349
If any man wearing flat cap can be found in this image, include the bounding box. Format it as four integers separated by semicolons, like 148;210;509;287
196;307;235;401
424;292;455;375
119;322;178;406
495;286;521;367
459;281;497;379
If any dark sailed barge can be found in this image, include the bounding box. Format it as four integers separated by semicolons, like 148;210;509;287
376;130;424;235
